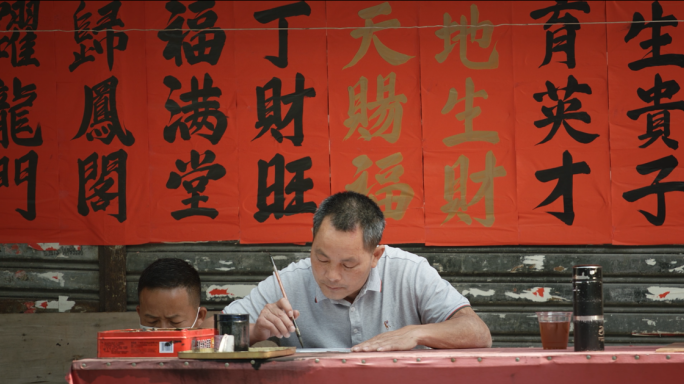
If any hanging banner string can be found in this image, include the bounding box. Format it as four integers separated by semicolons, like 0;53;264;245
3;18;684;33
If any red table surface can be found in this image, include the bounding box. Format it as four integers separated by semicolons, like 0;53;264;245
69;346;683;384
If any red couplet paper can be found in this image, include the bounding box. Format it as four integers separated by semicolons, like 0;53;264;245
420;1;518;246
0;1;60;243
514;1;612;244
235;1;330;244
145;1;239;243
327;1;424;244
55;1;150;245
608;1;684;244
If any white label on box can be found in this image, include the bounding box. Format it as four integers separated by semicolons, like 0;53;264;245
159;341;174;353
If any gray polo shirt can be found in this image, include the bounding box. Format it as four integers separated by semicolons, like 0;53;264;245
223;246;470;348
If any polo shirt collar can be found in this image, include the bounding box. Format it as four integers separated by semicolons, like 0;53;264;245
314;266;382;305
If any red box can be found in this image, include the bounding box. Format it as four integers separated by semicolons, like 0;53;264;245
97;328;214;358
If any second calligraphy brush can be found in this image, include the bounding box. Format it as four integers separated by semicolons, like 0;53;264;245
269;256;304;348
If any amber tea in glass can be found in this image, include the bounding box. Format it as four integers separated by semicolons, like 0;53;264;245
536;312;572;350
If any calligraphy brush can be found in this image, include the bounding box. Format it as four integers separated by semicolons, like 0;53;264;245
269;256;304;348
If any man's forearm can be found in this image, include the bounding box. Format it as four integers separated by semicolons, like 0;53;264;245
414;307;492;349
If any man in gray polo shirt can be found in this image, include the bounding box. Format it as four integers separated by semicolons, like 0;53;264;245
223;191;491;351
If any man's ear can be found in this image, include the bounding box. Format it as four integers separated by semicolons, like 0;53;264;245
370;245;385;268
136;305;141;316
196;306;208;327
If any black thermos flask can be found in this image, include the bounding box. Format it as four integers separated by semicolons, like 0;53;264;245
573;265;605;351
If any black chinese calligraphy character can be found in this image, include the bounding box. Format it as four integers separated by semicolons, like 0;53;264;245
0;77;43;148
533;75;599;145
0;0;40;67
0;150;36;220
254;73;315;146
158;0;226;67
530;1;590;69
77;150;127;223
166;149;226;220
253;153;316;223
623;155;684;226
163;73;226;145
535;150;591;225
253;1;311;68
0;155;6;186
68;1;128;72
74;76;135;146
624;1;684;71
627;74;683;150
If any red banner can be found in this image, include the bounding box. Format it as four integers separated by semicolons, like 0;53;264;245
608;1;684;245
420;1;518;246
328;1;424;244
513;1;612;244
0;1;59;243
234;1;330;244
145;1;239;243
1;1;683;246
55;1;150;245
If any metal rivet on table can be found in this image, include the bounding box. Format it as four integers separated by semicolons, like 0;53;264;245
361;359;366;364
666;355;671;360
81;363;86;368
159;362;164;367
586;355;591;360
341;359;346;363
451;358;455;363
393;359;397;363
515;357;520;362
612;356;617;360
106;362;111;366
224;363;230;367
250;360;256;365
132;363;136;367
547;356;552;361
477;357;482;362
315;359;320;363
635;355;640;360
184;362;189;366
416;358;421;362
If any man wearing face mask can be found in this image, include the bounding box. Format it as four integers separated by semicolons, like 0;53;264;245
137;258;207;329
224;191;492;351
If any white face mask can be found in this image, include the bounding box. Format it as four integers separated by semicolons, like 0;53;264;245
140;307;200;330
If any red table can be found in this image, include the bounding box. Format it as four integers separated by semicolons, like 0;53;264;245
69;346;683;384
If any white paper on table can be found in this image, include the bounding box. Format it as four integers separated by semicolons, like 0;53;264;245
295;348;351;353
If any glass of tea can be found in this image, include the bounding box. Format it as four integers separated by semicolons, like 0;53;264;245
536;312;572;350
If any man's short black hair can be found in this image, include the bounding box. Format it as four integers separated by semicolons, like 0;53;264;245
313;191;385;251
138;258;201;307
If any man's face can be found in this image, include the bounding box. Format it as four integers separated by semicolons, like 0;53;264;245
310;216;384;302
137;287;206;329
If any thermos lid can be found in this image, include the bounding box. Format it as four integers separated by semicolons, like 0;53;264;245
215;314;249;321
572;265;602;280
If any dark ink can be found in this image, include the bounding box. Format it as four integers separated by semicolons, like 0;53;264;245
627;73;683;150
533;75;598;145
0;0;40;67
535;150;591;225
163;73;226;145
0;77;42;148
253;153;316;223
158;0;226;66
623;155;684;226
253;1;311;68
624;1;684;71
166;149;226;220
77;150;127;223
74;76;135;146
530;0;590;69
69;1;128;72
254;73;315;146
